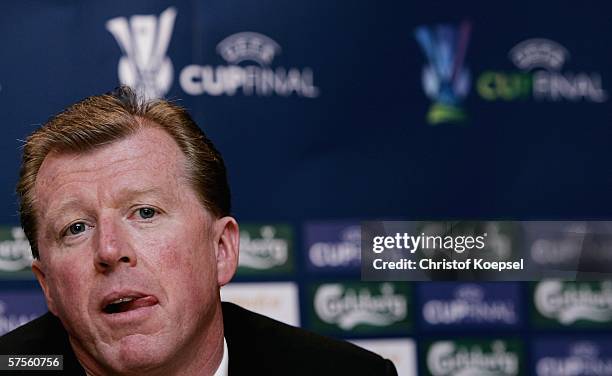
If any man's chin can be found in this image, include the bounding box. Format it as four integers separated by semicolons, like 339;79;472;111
82;334;174;375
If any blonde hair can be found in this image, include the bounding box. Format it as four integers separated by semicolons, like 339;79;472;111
18;86;230;258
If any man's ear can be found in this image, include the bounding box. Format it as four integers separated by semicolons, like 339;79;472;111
213;216;239;287
31;258;57;315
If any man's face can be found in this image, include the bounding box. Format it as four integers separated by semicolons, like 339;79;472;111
31;126;238;374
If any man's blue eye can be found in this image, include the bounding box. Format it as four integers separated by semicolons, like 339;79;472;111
69;222;86;235
139;207;156;219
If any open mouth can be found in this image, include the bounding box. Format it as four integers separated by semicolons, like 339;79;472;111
102;295;158;314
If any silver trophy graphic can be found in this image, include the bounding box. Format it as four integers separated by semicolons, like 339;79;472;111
106;7;177;100
415;21;471;124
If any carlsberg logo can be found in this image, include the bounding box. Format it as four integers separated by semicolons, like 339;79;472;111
239;226;288;270
535;280;612;325
314;283;407;330
427;341;519;376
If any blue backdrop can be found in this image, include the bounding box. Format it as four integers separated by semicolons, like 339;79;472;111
0;1;611;375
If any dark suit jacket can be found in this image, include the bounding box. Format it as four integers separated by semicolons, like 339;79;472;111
0;302;398;375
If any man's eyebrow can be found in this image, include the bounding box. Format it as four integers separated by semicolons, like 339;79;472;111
44;199;84;221
113;186;168;202
44;188;166;218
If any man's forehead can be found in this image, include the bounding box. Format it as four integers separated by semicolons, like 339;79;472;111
39;127;184;176
34;127;188;205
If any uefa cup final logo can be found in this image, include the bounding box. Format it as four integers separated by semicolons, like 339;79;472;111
415;22;471;125
106;7;177;100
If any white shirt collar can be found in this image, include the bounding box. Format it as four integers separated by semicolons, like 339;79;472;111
213;337;229;376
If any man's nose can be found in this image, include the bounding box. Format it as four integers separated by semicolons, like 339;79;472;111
93;218;137;273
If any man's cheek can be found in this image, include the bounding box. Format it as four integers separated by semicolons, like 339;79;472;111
48;267;86;306
158;243;211;289
146;242;195;286
58;265;86;289
146;237;180;267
